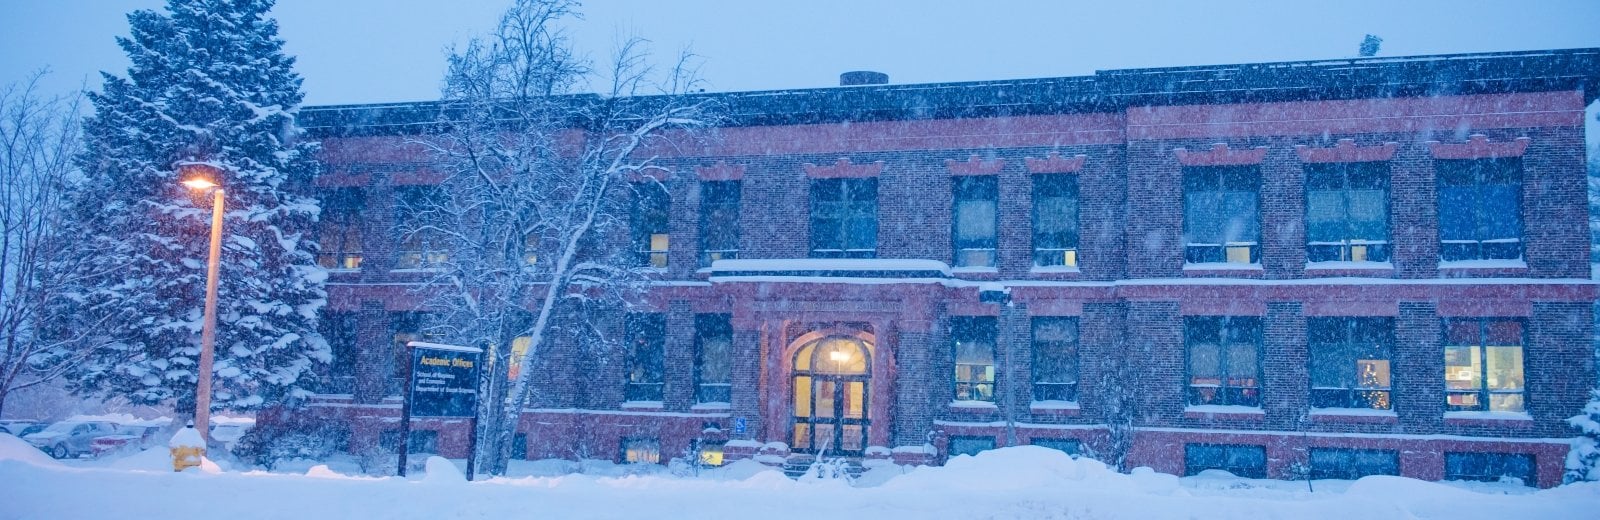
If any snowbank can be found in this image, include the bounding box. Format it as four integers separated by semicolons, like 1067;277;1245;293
3;446;1596;519
0;433;61;468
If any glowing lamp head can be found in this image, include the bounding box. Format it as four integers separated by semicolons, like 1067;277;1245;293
176;162;223;191
828;350;851;363
182;178;219;190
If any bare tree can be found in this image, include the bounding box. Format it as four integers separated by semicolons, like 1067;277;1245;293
401;0;713;475
0;72;95;418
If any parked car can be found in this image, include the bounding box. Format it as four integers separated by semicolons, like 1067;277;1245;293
23;421;120;459
90;425;163;457
0;420;45;437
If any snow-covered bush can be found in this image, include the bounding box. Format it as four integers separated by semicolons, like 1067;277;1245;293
233;420;349;470
1564;389;1600;483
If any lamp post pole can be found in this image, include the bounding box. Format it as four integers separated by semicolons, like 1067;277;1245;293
182;166;225;442
195;187;223;441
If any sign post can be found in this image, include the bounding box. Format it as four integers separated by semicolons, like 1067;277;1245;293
397;341;484;480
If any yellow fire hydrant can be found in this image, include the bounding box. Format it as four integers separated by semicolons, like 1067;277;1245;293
169;424;206;472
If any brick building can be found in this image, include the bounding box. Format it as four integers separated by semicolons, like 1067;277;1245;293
298;48;1600;487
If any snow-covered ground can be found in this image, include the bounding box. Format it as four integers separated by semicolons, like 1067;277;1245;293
2;433;1595;520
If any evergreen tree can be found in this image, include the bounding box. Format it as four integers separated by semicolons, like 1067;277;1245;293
1359;34;1383;57
61;0;327;414
1566;389;1600;483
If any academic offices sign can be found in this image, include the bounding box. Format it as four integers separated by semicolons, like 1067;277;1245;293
408;342;482;418
399;341;484;479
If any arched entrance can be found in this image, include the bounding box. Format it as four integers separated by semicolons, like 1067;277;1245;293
790;335;871;456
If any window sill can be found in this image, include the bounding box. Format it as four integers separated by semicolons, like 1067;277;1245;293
1443;411;1533;423
390;267;447;273
948;400;998;412
1183;405;1265;420
1309;407;1397;423
1030;400;1081;416
1029;266;1081;276
1438;259;1529;277
1305;261;1394;277
620;401;665;410
690;402;731;411
1183;263;1264;278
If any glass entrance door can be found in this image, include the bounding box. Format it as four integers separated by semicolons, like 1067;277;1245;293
791;336;870;456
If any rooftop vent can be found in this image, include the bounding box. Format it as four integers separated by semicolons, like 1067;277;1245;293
839;71;889;86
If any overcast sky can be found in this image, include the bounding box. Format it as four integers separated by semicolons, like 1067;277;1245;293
2;0;1598;143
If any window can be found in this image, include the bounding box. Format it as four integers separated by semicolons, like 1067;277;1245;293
948;436;996;457
1445;452;1535;486
699;181;740;265
1309;448;1399;480
1444;319;1525;412
1030;438;1081;456
810;178;877;258
621;437;660;464
1184;444;1266;478
512;432;528;460
952;176;998;268
394;186;450;269
1031;317;1079;402
390;312;441;396
316;188;365;270
624;313;666;402
952;317;997;402
1183;166;1260;264
1186;316;1262;407
632;182;670;268
1032;174;1080;267
694;314;733;403
1305;162;1390;262
379;430;439;455
318;311;359;394
697;440;726;467
1438;158;1522;261
1308;318;1393;410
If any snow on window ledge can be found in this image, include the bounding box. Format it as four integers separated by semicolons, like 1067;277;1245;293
949;400;998;410
1309;407;1397;417
950;266;999;274
690;402;731;411
1182;263;1263;271
1029;266;1082;274
1184;405;1266;415
389;267;448;273
620;400;664;410
1443;410;1532;421
1438;259;1528;270
1305;261;1394;271
1029;400;1081;410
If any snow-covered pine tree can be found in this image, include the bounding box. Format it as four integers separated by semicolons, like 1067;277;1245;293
411;0;711;476
60;0;327;414
1566;389;1600;483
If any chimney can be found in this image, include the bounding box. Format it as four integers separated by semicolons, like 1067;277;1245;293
839;71;889;86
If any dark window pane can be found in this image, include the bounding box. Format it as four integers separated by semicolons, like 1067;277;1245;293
625;314;666;401
953;317;997;402
699;181;741;264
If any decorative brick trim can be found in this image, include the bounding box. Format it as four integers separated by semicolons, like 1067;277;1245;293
694;161;745;181
944;155;1006;175
1427;135;1531;160
1173;143;1269;166
803;158;885;178
1294;139;1398;163
1023;151;1086;174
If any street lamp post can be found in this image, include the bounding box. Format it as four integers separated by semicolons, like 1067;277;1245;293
180;164;224;442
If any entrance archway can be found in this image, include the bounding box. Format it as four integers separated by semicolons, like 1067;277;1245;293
790;335;871;455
